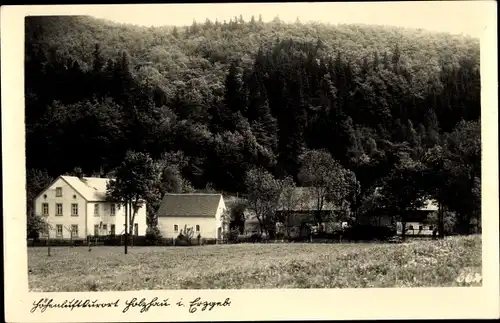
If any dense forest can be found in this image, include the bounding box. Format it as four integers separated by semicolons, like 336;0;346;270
25;16;481;235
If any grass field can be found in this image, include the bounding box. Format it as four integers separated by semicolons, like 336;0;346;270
28;235;481;291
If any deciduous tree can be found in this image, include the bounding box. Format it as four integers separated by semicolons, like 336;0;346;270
244;167;282;236
106;150;160;254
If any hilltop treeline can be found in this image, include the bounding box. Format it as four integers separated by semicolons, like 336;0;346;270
25;16;481;233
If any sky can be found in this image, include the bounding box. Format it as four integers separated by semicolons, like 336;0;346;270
75;1;493;38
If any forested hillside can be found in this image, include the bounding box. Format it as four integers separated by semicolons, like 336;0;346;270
25;15;481;233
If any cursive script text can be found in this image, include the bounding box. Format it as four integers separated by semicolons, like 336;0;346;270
188;297;231;313
31;298;120;313
122;297;171;313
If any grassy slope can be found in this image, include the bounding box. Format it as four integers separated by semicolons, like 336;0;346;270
28;235;481;291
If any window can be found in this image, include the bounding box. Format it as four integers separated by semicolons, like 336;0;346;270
56;187;62;197
419;225;423;231
429;226;434;230
102;224;108;234
94;204;100;216
71;203;78;216
94;225;99;236
408;225;414;230
196;225;200;232
110;224;115;236
134;223;139;236
42;203;49;216
110;204;116;216
56;224;63;237
56;203;63;216
174;225;178;232
71;225;78;237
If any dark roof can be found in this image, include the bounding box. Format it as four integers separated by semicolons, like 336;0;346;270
157;193;223;217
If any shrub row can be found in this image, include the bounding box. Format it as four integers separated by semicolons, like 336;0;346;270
27;226;405;247
227;225;398;243
28;236;220;247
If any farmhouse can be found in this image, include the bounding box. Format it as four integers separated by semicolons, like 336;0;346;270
356;186;439;235
275;187;343;236
33;175;147;239
397;199;439;236
156;193;226;239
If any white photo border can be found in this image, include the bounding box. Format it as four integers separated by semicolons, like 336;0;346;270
2;2;499;322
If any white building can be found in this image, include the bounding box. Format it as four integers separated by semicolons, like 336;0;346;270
156;193;226;240
33;175;147;239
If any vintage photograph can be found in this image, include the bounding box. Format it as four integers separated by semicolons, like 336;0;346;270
24;3;483;293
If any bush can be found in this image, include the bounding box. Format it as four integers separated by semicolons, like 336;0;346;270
276;232;285;240
174;233;192;246
28;239;87;247
203;238;217;245
342;225;396;241
248;233;263;243
145;230;163;245
312;231;341;240
288;235;310;242
224;228;240;243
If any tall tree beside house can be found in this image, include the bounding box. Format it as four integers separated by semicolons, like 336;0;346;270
229;200;248;234
379;153;427;240
146;161;195;235
297;149;359;227
326;166;361;224
422;145;447;238
297;150;334;226
276;175;302;237
26;169;53;239
439;120;481;234
421;120;481;236
244;167;282;237
106;150;160;254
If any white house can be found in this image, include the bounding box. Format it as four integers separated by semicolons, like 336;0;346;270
33;175;147;239
156;193;226;240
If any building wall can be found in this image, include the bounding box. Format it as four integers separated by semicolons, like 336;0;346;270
157;197;225;239
397;221;435;236
86;202;147;236
214;197;226;239
34;177;87;239
157;216;218;239
357;213;393;226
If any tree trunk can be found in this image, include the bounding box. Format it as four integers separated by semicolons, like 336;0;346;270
129;203;137;246
124;201;129;254
401;221;406;241
438;198;445;239
47;234;51;257
285;213;291;238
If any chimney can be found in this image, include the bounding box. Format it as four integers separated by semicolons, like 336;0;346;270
74;167;84;180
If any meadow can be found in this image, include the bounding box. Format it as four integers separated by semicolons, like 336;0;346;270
28;235;482;291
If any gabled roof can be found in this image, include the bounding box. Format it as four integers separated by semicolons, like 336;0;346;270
420;199;438;211
60;176;112;201
361;186;439;213
157;193;223;218
277;187;338;211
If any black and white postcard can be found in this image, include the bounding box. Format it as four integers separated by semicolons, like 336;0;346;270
2;2;499;322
